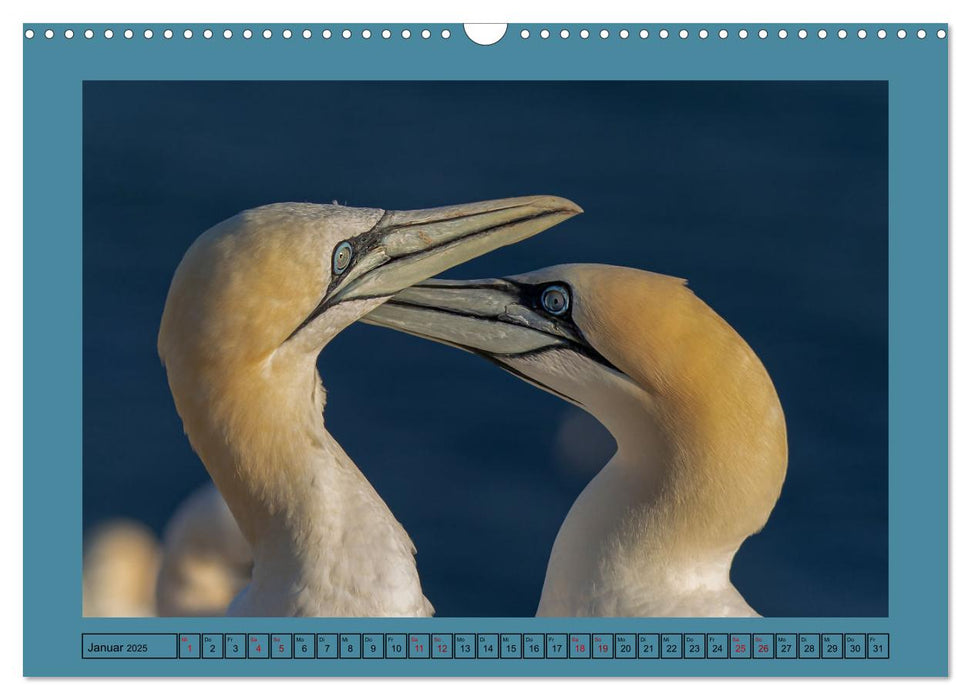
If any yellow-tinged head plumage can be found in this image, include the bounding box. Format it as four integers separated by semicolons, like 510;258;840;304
563;264;787;553
159;203;383;371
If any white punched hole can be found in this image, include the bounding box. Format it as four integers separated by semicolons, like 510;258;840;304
818;29;827;39
143;29;152;39
25;28;34;39
203;29;213;39
937;29;947;39
659;28;669;39
779;29;788;39
243;29;253;39
917;29;926;39
421;29;431;39
163;28;173;39
463;23;506;45
442;29;451;39
561;29;570;39
582;29;591;39
739;29;748;39
620;29;629;39
401;29;411;39
282;29;292;39
264;29;273;39
223;29;232;39
124;29;134;39
382;29;391;39
699;29;709;39
304;29;313;39
858;29;867;39
323;29;332;39
540;28;550;39
342;29;351;39
798;29;808;39
639;29;648;39
105;29;114;39
84;28;94;39
718;29;728;39
758;29;768;39
362;29;372;39
64;29;74;39
600;29;609;39
679;29;688;39
877;29;887;39
897;29;907;39
520;29;529;39
44;28;54;39
183;29;192;39
838;29;847;39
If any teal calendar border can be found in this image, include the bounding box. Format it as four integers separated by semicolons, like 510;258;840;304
23;23;948;677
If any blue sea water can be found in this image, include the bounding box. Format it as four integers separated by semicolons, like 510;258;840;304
83;81;888;617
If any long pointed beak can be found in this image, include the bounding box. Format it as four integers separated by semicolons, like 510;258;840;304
361;278;577;357
363;276;625;407
325;196;581;306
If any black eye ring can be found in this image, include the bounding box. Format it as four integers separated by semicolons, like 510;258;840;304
332;241;353;275
540;284;570;316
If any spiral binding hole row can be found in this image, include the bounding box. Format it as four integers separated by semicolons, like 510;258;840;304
23;26;947;42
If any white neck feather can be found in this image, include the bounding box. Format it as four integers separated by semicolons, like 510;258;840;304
228;428;432;617
535;375;758;618
173;349;432;617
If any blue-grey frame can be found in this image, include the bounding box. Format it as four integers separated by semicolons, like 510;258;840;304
23;22;947;677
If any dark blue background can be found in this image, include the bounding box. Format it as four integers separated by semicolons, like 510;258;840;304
83;81;888;617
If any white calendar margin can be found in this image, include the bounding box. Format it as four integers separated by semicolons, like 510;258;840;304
2;0;964;698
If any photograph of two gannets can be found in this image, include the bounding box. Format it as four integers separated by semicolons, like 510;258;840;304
82;81;888;618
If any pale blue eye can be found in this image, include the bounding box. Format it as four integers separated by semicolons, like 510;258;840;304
332;241;353;275
541;285;570;315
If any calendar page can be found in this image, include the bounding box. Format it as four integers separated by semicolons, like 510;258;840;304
22;18;947;677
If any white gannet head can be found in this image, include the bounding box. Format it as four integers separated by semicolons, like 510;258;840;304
364;263;788;558
157;198;581;542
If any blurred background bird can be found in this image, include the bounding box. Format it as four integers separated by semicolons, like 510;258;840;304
82;519;161;617
83;483;252;617
155;483;252;617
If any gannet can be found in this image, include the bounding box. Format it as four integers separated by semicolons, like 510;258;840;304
82;519;161;617
156;483;252;616
364;264;788;617
157;197;581;616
